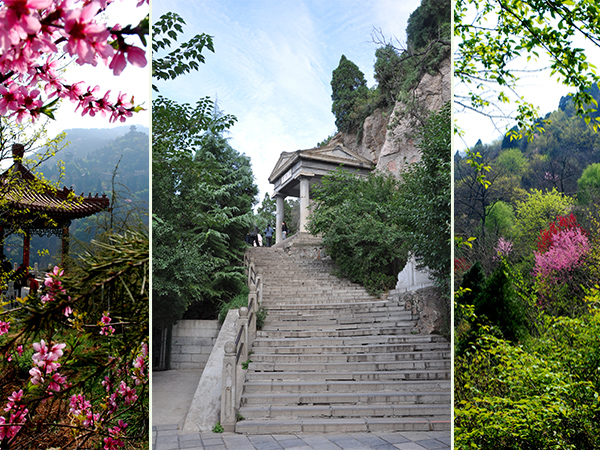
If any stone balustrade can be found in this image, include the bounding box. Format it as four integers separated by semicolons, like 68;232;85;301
219;255;263;431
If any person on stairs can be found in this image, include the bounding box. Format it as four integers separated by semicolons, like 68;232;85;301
264;223;274;247
249;225;259;247
282;221;288;240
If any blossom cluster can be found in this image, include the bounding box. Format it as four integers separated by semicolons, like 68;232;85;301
537;214;583;253
534;226;590;278
0;0;148;123
0;320;10;336
41;265;66;303
99;311;115;335
493;237;513;261
0;390;28;441
29;339;68;392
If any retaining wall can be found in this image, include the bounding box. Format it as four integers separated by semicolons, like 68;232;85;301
170;320;220;370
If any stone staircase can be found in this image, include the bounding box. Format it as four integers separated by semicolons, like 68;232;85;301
235;243;451;434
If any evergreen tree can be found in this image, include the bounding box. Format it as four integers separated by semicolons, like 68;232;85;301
330;55;368;132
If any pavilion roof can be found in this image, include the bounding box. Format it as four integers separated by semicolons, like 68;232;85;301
1;160;110;225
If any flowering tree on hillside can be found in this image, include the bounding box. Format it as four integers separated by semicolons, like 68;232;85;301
533;214;591;316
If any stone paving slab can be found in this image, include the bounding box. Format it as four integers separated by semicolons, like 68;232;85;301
152;428;451;450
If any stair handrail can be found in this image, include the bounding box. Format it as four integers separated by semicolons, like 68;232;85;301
220;251;262;431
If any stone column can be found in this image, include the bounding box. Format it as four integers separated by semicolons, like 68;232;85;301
275;194;285;243
299;176;310;233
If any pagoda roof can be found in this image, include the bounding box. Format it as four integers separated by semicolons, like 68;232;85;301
1;160;110;226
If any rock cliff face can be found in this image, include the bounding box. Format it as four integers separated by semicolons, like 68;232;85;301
331;55;451;179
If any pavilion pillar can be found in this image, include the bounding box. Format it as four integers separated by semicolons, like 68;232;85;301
62;224;70;265
23;230;30;268
299;176;311;233
275;194;285;243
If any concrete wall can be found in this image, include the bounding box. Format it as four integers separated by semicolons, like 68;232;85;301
170;320;220;370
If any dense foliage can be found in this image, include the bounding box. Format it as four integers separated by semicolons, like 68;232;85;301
455;64;600;450
153;104;256;326
307;169;407;295
397;101;451;286
330;55;369;133
308;103;450;297
152;13;257;335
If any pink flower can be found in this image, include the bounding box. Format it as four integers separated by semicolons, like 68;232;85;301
118;381;137;405
100;311;115;335
62;1;113;65
4;390;23;413
48;372;67;392
108;50;127;76
534;227;590;278
0;321;10;335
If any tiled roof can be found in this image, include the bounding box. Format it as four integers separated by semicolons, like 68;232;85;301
1;162;110;221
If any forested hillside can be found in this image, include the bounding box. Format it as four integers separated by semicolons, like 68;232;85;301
4;126;149;269
455;88;600;447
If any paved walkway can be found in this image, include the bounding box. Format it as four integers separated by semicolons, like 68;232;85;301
153;427;451;450
152;363;452;450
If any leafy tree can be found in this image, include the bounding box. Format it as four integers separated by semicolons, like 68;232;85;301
484;200;516;238
473;260;529;342
373;44;403;106
397;101;451;288
307;170;408;295
577;163;600;205
330;55;369;132
152;14;256;338
406;0;451;50
513;188;573;257
455;0;600;135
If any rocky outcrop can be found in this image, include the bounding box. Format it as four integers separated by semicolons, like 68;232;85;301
332;56;451;179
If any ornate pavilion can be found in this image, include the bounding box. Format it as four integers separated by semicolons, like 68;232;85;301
0;144;110;267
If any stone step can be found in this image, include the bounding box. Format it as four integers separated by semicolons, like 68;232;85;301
242;380;450;394
241;390;451;406
249;350;449;364
239;246;450;436
260;321;418;333
252;342;450;355
235;417;451;434
238;403;450;420
245;369;450;382
252;334;448;347
260;301;399;310
257;327;418;339
248;359;451;373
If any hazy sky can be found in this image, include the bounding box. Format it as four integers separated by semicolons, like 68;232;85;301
44;0;150;139
152;0;420;202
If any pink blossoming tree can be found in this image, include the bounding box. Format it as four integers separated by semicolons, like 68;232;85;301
0;0;148;125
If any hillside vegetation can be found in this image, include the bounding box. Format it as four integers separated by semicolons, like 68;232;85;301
454;86;600;448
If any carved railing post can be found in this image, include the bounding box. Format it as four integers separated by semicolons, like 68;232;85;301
220;341;237;431
239;307;249;363
248;290;257;342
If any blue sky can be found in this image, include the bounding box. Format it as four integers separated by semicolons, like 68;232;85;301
152;0;420;202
